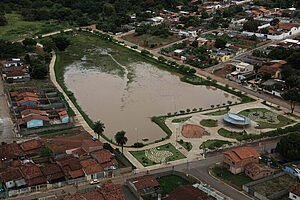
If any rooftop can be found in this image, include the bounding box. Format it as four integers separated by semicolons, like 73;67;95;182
128;175;160;191
223;147;260;163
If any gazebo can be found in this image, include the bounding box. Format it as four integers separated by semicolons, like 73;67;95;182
223;113;251;127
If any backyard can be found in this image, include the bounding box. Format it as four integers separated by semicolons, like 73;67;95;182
0;13;69;41
130;143;186;166
157;175;190;195
211;166;252;189
239;108;294;129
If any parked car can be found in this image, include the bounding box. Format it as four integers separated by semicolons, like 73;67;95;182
89;179;100;185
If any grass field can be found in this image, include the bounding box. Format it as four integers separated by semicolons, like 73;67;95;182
172;116;192;123
218;128;247;140
200;139;232;150
177;140;192;151
122;33;180;49
0;13;69;41
212;166;252;189
239;108;294;129
200;119;218;127
157;175;190;195
130;143;186;166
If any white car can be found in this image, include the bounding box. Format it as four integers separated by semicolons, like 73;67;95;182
89;179;100;185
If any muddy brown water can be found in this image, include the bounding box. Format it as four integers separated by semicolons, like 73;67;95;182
64;61;238;145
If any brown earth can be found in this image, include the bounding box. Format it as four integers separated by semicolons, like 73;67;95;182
181;124;209;138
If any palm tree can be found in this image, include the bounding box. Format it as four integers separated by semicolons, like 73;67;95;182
93;121;105;140
115;130;128;154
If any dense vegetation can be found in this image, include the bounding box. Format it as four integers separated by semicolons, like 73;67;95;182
0;0;187;33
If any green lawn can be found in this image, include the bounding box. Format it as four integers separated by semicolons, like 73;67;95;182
157;175;190;195
172;116;192;123
239;108;294;129
177;140;192;151
200;119;218;127
130;143;186;166
218;128;247;140
200;139;232;150
0;13;69;41
211;166;252;189
204;109;228;116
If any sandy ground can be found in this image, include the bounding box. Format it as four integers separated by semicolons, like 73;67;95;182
182;124;209;138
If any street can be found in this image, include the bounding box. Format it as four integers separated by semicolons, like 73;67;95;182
0;78;14;142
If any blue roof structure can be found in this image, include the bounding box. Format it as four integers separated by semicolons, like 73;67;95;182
223;113;251;126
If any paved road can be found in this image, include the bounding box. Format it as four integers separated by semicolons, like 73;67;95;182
0;78;14;143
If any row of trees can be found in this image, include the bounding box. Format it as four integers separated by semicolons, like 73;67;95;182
93;121;128;154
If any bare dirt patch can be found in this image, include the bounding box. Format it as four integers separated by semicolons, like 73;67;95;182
181;124;209;138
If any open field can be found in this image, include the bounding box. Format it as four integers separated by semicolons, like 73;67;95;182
0;13;69;41
130;143;186;166
122;33;180;49
239;108;294;129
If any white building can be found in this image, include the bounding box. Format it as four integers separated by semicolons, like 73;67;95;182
289;184;300;200
242;22;300;41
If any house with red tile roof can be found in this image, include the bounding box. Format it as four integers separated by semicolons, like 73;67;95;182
21;109;48;118
165;185;214;200
0;142;24;163
0;167;26;189
63;181;125;200
91;150;117;170
82;139;103;153
258;60;287;79
80;158;104;180
19;139;45;157
223;147;260;174
244;163;275;180
56;156;85;180
19;163;46;186
127;175;160;197
41;163;65;183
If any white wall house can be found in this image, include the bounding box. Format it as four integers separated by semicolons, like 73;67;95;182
242;25;300;41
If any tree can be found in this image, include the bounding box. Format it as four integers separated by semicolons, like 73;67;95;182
52;36;70;51
282;88;300;114
0;14;7;26
115;130;128;154
93;121;105;139
214;38;227;49
30;62;48;79
276;132;300;161
243;19;260;32
287;52;300;70
201;11;209;19
40;146;53;158
22;38;37;47
270;18;280;26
